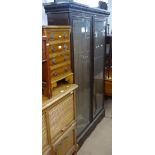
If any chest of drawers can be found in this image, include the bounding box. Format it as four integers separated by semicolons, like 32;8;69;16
42;26;73;98
42;84;78;155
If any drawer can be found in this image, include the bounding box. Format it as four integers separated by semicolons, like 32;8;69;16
51;64;71;78
42;114;49;149
49;43;70;53
52;123;77;155
50;52;71;65
45;30;70;42
47;93;75;141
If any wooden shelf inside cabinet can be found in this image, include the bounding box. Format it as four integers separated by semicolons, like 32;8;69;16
104;79;112;96
104;35;112;96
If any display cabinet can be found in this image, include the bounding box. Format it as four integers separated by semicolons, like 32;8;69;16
44;2;110;146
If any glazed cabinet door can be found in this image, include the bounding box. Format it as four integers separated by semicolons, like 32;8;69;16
93;18;106;117
72;18;91;135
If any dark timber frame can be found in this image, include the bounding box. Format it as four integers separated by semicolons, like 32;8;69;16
44;2;110;147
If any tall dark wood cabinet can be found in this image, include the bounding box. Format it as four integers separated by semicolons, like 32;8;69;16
44;2;110;146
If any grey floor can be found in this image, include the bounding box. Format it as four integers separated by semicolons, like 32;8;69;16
77;98;112;155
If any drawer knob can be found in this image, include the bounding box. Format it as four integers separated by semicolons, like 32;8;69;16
64;56;68;61
51;46;56;52
51;33;54;40
64;44;67;50
52;58;56;64
63;32;67;39
58;35;62;39
61;129;65;132
58;45;62;49
52;71;57;76
64;67;69;72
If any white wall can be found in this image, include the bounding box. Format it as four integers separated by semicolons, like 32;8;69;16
74;0;108;7
42;5;47;25
42;0;53;25
108;0;112;33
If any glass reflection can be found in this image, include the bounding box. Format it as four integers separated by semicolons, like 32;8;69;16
73;19;91;135
93;20;106;117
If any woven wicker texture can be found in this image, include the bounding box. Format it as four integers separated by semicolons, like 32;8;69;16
42;114;49;149
48;94;74;140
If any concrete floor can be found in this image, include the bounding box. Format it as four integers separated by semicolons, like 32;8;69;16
77;98;112;155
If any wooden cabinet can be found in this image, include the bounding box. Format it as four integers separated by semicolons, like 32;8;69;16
42;26;73;98
42;84;78;155
43;2;110;146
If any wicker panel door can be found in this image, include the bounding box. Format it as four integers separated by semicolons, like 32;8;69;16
47;93;75;141
52;123;76;155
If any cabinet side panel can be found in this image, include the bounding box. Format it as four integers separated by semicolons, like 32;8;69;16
42;114;49;149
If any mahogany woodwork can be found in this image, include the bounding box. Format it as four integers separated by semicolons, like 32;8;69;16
42;37;52;98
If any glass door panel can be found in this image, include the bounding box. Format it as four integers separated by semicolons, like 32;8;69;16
73;18;91;135
93;19;106;117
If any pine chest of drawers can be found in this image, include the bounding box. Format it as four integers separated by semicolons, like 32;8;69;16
42;26;73;98
42;84;78;155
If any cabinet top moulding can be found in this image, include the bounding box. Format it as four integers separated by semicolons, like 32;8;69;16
43;2;110;16
42;84;78;111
